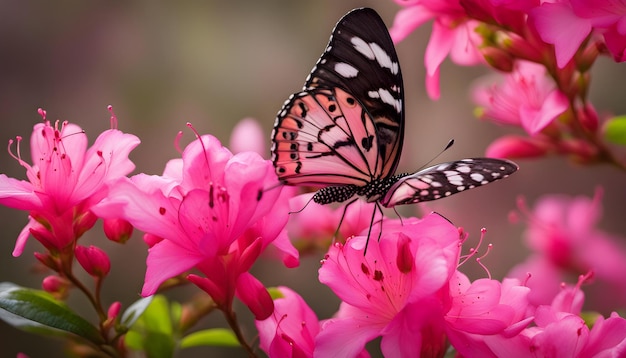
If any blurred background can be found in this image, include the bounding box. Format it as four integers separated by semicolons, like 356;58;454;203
1;1;625;356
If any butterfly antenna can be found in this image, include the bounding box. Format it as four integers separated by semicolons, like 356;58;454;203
416;139;455;171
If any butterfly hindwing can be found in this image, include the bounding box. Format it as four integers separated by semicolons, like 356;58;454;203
380;158;518;207
272;8;403;190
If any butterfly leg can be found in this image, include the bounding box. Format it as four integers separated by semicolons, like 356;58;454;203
333;197;359;244
363;202;384;256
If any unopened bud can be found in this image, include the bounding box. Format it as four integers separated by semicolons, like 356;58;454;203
103;218;133;243
75;245;111;278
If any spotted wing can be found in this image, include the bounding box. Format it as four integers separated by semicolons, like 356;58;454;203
272;87;382;187
380;158;518;208
305;8;404;178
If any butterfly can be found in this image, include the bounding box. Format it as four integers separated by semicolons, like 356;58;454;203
270;8;517;239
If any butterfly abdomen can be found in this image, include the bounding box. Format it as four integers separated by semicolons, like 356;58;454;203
313;185;358;204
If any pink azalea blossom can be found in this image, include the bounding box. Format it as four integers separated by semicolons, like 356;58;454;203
390;0;484;99
473;60;569;135
530;0;626;67
507;188;626;310
316;213;462;357
93;134;298;320
443;273;532;357
0;110;140;256
517;278;626;356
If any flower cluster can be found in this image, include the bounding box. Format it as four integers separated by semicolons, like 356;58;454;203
1;2;626;357
391;0;626;168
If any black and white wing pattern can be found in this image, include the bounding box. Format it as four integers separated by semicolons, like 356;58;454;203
271;8;404;193
380;158;518;208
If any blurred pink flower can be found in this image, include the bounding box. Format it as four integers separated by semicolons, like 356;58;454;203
229;117;266;156
507;188;626;309
286;193;383;253
390;0;484;99
530;0;626;67
485;135;551;159
316;213;461;357
473;60;568;135
0;110;139;256
93;134;298;319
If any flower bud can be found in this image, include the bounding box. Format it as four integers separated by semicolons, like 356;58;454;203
34;252;58;271
74;211;98;239
482;47;515;72
577;103;599;133
42;275;70;299
75;245;111;277
143;233;163;247
103;218;133;243
103;301;122;330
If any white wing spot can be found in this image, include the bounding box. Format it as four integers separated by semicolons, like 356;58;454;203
470;173;484;182
335;62;359;78
367;88;402;112
457;186;465;191
351;37;399;75
457;165;471;173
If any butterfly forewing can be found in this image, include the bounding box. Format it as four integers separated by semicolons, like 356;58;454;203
380;159;518;208
273;88;382;187
272;8;403;189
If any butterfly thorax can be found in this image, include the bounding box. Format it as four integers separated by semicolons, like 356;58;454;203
312;173;409;205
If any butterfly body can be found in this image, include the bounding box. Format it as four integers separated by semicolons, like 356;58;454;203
271;8;517;211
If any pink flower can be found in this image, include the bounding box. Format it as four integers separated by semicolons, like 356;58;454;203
255;287;321;358
315;213;461;357
0;110;140;256
530;0;626;67
390;1;484;99
93;134;298;320
286;193;383;253
515;278;626;357
473;60;569;135
485;135;551;158
443;273;532;357
507;188;626;310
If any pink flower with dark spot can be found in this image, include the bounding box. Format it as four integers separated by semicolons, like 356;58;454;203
0;109;140;256
315;213;461;357
93;134;298;320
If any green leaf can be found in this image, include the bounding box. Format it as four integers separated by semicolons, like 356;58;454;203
604;115;626;145
0;282;102;344
124;295;175;358
121;296;154;327
180;328;240;348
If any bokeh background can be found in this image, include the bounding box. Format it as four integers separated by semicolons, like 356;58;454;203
1;1;625;357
